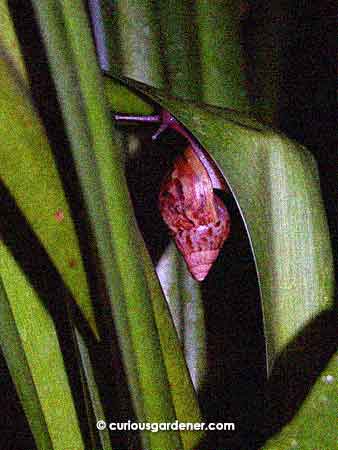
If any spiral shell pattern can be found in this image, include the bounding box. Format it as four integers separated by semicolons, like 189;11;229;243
159;146;230;281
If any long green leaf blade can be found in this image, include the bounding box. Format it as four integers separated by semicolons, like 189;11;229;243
157;243;206;391
139;242;204;448
152;96;334;373
75;329;112;450
0;0;27;81
158;0;201;100
114;0;164;87
195;0;249;110
32;1;204;448
0;54;98;338
0;243;85;450
104;76;334;373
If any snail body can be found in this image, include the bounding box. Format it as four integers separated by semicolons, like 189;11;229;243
159;146;230;281
114;110;230;281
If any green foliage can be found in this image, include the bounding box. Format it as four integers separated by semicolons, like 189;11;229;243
0;0;27;80
104;74;335;374
31;1;202;448
264;352;337;449
0;55;98;337
0;1;335;449
0;245;85;449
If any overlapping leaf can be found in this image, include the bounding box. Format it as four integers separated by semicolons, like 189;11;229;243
0;55;98;338
104;74;335;374
0;244;85;449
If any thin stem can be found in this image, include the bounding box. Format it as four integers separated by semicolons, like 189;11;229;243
114;114;161;122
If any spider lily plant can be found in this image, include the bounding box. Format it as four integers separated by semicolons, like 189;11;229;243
0;1;335;449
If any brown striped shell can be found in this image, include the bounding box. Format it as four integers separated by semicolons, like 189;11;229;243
158;145;230;281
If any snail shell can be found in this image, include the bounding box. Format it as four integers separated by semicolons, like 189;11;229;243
159;145;230;281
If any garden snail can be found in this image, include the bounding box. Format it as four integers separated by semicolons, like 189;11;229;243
114;110;230;281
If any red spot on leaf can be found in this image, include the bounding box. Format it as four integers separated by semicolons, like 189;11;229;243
54;209;64;222
68;259;77;268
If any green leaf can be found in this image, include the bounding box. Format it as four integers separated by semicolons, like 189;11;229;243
194;0;249;110
179;260;207;391
157;243;207;391
263;351;337;449
158;0;201;100
104;77;155;115
31;1;203;448
75;329;112;450
0;243;85;450
139;241;204;447
153;0;208;390
0;54;98;338
149;96;334;374
105;75;335;373
112;0;164;87
0;0;27;82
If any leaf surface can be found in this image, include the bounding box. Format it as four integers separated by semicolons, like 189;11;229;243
0;55;98;338
105;75;335;372
0;243;85;450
